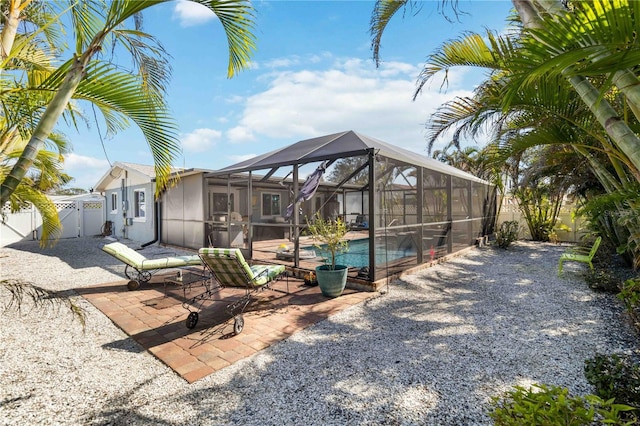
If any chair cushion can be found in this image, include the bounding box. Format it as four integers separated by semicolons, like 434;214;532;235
250;264;286;286
102;242;201;270
102;242;147;268
199;248;285;287
141;255;202;269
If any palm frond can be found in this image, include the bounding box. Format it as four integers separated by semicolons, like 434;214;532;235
1;279;86;330
14;184;63;245
21;0;68;54
416;30;518;97
6;34;55;72
509;0;640;85
110;28;172;97
197;0;257;77
69;0;108;53
72;61;180;192
370;0;408;66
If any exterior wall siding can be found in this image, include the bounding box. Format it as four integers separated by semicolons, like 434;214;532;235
101;174;155;244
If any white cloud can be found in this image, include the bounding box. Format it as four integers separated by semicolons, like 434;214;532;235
173;0;217;27
226;126;255;143
180;128;222;152
63;153;110;190
231;57;473;152
225;95;244;105
264;53;332;69
265;57;302;69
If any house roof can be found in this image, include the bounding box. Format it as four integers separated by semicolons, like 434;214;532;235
94;162;163;192
208;130;488;184
119;162;158;177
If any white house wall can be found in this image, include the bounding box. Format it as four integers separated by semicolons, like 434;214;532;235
103;178;155;243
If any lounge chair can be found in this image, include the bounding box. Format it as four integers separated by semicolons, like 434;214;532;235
182;248;287;334
558;236;602;276
349;214;369;230
102;242;202;290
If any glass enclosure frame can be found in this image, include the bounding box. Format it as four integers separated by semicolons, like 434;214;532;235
201;148;496;282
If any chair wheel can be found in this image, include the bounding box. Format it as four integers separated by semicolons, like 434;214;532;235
186;312;199;329
126;280;140;291
233;315;244;335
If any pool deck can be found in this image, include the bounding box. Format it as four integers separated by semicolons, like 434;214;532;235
249;231;477;292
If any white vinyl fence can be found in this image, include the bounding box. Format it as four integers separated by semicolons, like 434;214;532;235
1;199;105;247
497;197;588;243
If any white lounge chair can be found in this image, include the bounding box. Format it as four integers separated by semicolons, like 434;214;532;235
102;242;202;290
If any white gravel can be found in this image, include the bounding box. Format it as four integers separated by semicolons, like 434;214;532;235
0;237;637;425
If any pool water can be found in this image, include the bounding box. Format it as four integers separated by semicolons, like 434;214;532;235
306;238;415;268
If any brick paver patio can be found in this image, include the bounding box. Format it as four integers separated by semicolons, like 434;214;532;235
78;274;375;383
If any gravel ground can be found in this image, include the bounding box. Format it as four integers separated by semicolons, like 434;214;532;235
0;237;638;425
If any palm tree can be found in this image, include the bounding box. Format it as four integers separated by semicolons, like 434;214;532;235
1;129;72;245
420;26;640;248
0;0;257;205
509;0;640;174
370;0;640;257
371;0;640;176
0;0;256;326
0;1;75;246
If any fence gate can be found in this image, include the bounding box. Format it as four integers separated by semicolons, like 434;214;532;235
1;198;105;246
81;200;105;237
56;201;80;239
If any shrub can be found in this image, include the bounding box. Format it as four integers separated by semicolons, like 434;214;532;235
584;353;640;410
489;383;636;426
584;268;625;294
495;221;520;249
618;278;640;314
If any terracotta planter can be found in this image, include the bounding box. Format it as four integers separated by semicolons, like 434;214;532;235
315;265;348;297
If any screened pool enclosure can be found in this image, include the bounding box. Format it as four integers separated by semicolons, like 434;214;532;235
163;131;496;284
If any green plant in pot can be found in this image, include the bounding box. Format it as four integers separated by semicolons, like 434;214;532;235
306;212;349;297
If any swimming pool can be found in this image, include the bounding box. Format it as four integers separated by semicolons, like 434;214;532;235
306;238;415;268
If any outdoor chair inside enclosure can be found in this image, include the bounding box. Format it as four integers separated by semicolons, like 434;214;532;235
557;236;602;276
182;248;287;334
349;214;369;230
102;242;203;290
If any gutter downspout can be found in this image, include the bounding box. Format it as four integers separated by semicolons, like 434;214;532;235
140;198;160;248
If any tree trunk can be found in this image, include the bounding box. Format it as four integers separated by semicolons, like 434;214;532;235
0;0;24;68
611;70;640;124
0;55;88;204
513;0;640;177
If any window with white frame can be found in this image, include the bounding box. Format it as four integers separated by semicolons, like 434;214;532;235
134;189;146;219
110;193;118;214
261;193;281;217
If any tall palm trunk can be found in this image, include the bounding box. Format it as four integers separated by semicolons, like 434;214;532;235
515;0;640;175
0;0;256;206
0;0;26;67
0;47;96;204
535;1;640;131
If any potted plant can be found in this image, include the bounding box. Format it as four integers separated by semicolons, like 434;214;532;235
303;271;317;286
306;212;349;297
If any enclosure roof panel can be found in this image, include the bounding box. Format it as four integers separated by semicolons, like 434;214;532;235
210;130;488;184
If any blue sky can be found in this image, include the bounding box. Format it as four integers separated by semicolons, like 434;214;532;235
64;0;514;190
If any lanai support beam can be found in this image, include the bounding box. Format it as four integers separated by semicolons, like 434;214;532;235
293;164;300;267
368;149;377;282
417;166;424;265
